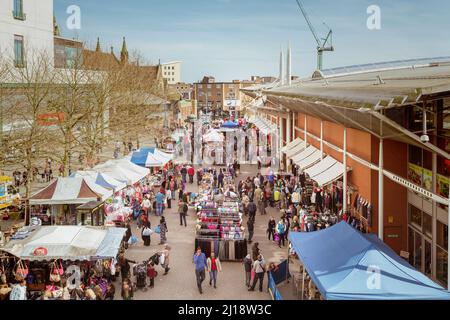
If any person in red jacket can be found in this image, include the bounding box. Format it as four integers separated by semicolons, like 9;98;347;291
187;166;195;184
147;262;157;288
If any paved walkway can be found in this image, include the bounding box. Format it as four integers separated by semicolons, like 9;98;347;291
121;164;289;300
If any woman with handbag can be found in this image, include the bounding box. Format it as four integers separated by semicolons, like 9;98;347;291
141;221;153;247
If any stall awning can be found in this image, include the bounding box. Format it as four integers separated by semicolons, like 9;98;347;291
285;141;306;158
282;137;303;154
314;162;347;186
288;222;450;300
304;156;337;178
29;177;101;205
290;146;317;164
292;146;322;169
248;116;278;136
0;226;126;261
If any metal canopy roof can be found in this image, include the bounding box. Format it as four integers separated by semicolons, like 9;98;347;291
242;60;450;160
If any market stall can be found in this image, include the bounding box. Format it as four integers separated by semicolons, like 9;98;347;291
288;222;450;300
29;177;108;226
0;225;126;300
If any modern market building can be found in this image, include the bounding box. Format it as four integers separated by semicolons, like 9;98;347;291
242;57;450;288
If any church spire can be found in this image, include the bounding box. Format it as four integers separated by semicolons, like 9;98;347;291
120;37;129;65
53;15;61;36
95;37;101;52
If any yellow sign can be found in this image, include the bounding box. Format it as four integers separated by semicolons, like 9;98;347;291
408;163;449;197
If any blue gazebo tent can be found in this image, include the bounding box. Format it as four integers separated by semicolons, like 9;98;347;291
222;120;239;129
130;147;155;167
288;221;450;300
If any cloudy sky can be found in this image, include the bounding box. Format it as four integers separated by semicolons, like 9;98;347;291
54;0;450;83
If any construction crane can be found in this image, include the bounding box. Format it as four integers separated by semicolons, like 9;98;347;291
295;0;334;71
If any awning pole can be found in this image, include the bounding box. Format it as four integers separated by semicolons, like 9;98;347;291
343;128;347;214
304;115;307;146
379;137;384;240
448;190;450;291
320;121;324;159
301;265;305;300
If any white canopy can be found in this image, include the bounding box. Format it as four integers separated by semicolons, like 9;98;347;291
94;164;143;185
286;141;306;158
282;137;303;154
154;149;174;162
304;156;337;178
294;147;322;170
0;226;126;261
291;146;317;164
248;117;278;135
95;158;149;184
145;153;165;168
314;162;347;187
203;129;224;143
72;171;127;192
303;155;350;186
29;177;101;205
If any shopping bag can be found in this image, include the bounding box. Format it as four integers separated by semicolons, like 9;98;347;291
142;227;153;236
128;235;138;245
15;260;29;279
159;253;165;266
274;233;280;242
154;225;161;234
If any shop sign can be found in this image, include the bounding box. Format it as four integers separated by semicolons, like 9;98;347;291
33;247;48;256
408;163;449;198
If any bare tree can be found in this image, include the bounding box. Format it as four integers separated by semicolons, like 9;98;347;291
2;49;56;222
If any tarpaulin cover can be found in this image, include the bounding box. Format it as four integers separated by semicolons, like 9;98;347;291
222;120;239;128
131;147;155;166
288;222;450;300
29;177;100;205
0;226;126;261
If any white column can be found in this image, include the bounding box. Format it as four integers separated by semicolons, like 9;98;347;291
280;50;285;86
286;44;292;86
343;128;348;214
279;116;284;165
320;121;324;159
379;137;384;240
304;115;307;145
292;112;296;141
287;112;292;145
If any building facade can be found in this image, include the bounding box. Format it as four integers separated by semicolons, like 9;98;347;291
161;61;181;85
242;58;450;288
0;0;54;68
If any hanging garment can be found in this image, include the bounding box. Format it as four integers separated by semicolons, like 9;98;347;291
353;194;359;209
367;204;372;227
219;241;226;260
214;240;220;257
310;191;316;204
229;241;235;260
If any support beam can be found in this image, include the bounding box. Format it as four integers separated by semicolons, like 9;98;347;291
287;112;292;145
343;128;348;214
379;137;384;241
320;121;324;159
304;115;307;145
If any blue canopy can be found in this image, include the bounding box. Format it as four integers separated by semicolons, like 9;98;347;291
288;222;450;300
222;120;239;128
130;147;156;167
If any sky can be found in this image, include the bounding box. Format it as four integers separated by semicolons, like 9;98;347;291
54;0;450;83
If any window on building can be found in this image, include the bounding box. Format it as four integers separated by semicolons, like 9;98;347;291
436;247;448;287
13;0;25;20
65;46;80;68
207;84;212;89
408;204;422;229
14;35;25;67
172;66;175;70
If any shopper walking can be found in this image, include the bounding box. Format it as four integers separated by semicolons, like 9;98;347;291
194;247;207;294
243;254;253;288
178;200;188;227
267;217;276;241
247;199;257;221
248;255;266;292
141;221;152;247
206;252;222;289
161;244;171;275
277;219;286;248
247;218;255;244
159;216;168;245
155;190;165;216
